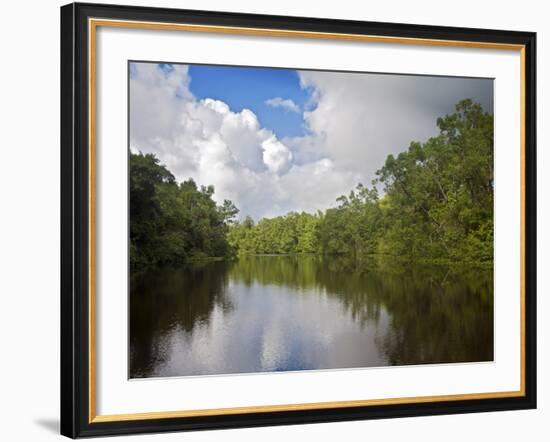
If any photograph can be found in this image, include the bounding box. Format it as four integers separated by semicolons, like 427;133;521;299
128;61;495;379
57;2;537;437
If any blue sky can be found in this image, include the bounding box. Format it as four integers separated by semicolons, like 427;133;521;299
130;61;493;220
187;64;311;138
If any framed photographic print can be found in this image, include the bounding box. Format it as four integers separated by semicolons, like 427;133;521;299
60;2;537;438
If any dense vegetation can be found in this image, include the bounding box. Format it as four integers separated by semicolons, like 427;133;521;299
130;99;493;267
228;99;493;263
130;153;238;267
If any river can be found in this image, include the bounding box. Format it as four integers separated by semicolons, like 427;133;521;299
130;255;493;378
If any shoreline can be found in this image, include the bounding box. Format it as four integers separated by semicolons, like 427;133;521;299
132;252;494;271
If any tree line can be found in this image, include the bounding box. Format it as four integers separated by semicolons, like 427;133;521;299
131;99;493;267
130;152;238;267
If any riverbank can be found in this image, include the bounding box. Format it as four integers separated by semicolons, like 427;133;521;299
132;251;493;272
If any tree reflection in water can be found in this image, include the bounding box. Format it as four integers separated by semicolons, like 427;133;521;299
130;256;493;378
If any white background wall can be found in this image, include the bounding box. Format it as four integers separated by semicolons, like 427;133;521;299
0;0;546;440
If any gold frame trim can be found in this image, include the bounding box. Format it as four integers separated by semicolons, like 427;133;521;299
88;18;527;424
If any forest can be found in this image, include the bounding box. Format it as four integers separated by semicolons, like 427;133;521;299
130;99;493;268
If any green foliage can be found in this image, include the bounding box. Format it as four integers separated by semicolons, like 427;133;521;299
316;184;383;256
131;99;493;266
228;99;493;264
374;99;493;262
130;152;238;267
227;212;321;255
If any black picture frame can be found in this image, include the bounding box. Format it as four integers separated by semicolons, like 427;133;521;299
61;2;537;438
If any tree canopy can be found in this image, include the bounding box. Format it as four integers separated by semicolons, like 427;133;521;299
130;99;493;267
130;152;238;267
227;99;493;263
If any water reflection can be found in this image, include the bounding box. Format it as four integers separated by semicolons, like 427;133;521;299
130;255;493;378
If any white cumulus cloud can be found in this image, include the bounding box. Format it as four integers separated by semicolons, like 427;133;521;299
261;136;293;174
265;97;300;113
130;63;492;221
292;70;493;182
130;63;353;221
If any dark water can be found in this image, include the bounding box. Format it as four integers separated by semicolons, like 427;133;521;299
130;255;493;378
